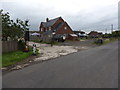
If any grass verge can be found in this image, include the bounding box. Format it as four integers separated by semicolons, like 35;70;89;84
92;38;119;45
103;38;118;44
79;38;88;41
2;47;36;67
0;55;2;68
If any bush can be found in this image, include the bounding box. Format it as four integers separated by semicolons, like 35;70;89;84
18;40;25;51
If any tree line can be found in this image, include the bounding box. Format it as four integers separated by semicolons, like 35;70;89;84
102;31;120;38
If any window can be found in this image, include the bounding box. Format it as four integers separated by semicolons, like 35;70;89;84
45;27;48;31
64;26;67;30
41;28;43;32
49;27;51;31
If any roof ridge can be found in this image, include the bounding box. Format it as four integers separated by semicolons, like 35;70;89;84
42;17;62;27
49;17;61;21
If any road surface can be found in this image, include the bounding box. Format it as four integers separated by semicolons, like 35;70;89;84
3;41;118;88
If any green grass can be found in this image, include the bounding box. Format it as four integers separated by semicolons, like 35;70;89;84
103;38;118;44
0;55;2;68
2;48;33;67
79;38;88;41
93;38;118;45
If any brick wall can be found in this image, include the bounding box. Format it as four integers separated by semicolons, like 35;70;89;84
56;22;74;34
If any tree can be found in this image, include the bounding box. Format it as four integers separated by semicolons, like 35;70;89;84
112;31;120;37
1;9;30;41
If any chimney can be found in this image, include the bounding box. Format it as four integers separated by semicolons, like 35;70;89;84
46;18;49;22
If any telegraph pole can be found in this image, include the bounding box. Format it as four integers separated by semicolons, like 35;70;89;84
105;28;107;34
111;24;113;33
118;1;120;30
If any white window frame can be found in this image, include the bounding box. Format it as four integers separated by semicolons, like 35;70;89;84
49;27;51;31
64;26;67;30
41;28;43;32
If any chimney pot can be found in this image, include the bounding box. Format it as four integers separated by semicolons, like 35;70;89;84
46;18;49;22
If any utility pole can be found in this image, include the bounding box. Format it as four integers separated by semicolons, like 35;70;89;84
111;24;113;33
105;28;107;34
118;1;120;30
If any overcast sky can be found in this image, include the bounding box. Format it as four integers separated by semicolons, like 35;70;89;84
1;0;119;33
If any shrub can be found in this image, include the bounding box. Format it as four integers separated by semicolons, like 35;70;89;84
18;40;25;51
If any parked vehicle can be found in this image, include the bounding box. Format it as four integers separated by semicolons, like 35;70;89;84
94;38;103;44
53;34;66;42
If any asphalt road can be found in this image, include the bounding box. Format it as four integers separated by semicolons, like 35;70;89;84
3;41;118;88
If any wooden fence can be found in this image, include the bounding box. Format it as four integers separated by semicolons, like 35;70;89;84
2;41;18;53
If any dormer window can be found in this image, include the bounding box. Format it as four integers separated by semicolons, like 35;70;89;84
64;26;67;30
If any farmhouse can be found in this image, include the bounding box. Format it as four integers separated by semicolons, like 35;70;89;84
88;31;103;38
39;17;77;42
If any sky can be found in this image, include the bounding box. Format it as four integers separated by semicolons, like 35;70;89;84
1;0;120;34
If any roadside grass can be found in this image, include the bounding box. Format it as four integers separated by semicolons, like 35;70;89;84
103;38;118;44
0;55;2;68
2;47;39;67
79;38;88;41
92;38;119;45
78;38;98;41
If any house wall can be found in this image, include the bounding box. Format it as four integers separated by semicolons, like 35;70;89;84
41;34;53;43
56;22;74;35
40;23;46;33
39;17;75;40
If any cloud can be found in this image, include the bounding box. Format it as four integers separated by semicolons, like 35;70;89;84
1;0;119;33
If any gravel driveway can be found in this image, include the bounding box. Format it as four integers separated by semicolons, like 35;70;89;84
28;39;97;61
